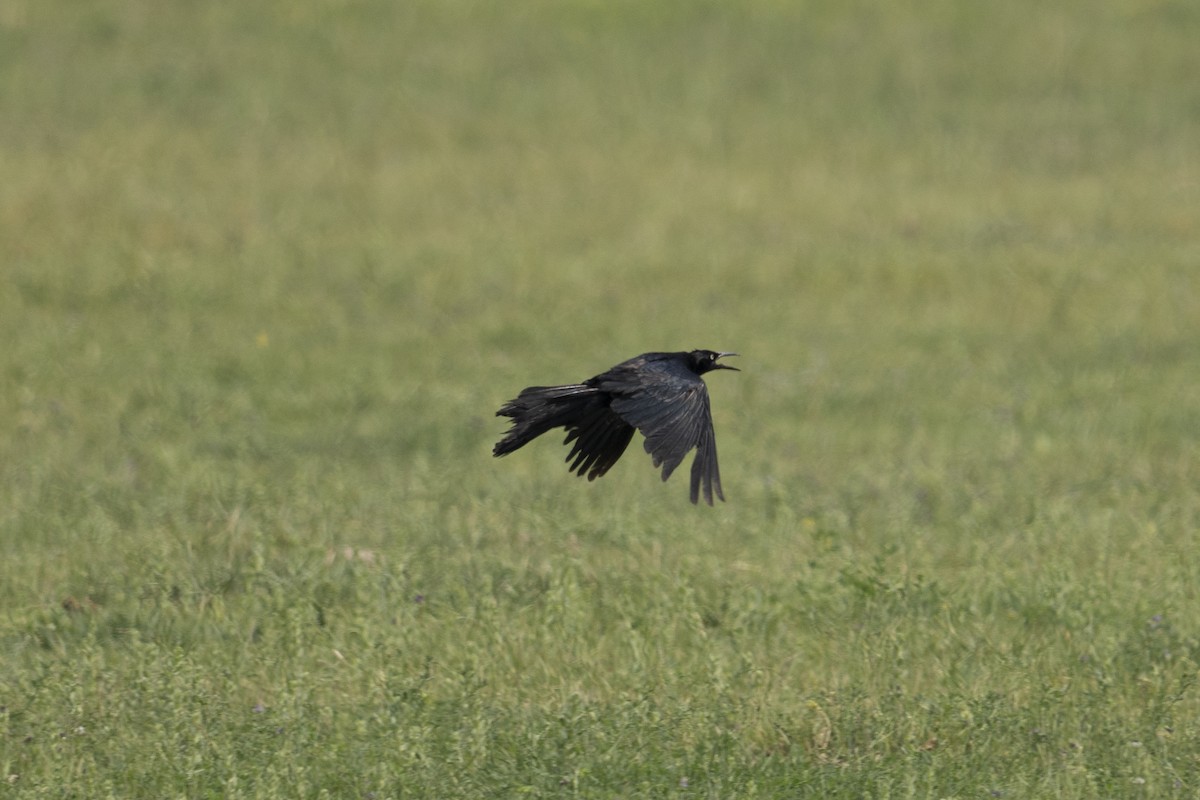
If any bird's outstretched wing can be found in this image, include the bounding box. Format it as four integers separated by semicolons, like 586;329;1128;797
604;362;724;505
561;405;636;481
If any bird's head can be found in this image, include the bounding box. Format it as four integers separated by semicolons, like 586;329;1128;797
688;350;739;375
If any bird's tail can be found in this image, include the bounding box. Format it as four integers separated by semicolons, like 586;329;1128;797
493;384;599;456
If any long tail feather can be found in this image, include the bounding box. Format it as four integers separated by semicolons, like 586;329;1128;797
493;384;598;456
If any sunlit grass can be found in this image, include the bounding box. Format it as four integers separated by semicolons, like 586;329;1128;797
2;0;1199;796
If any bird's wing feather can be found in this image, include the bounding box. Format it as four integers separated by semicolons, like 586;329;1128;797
562;405;635;481
690;423;724;505
605;362;723;504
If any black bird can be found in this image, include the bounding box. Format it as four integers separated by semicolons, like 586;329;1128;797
493;350;738;504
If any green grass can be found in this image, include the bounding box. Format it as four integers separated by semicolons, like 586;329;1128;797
3;0;1200;796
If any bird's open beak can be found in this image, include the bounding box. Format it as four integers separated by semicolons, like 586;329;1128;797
714;352;740;371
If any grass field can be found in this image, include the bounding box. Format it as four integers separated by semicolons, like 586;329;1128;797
3;0;1200;796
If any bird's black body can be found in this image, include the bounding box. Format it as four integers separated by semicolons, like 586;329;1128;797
493;350;738;504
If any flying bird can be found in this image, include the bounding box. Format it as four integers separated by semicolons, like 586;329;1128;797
493;350;738;504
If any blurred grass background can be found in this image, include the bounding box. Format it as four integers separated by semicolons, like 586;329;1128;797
2;0;1199;796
